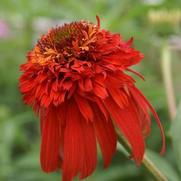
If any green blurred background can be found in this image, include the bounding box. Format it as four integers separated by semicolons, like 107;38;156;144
0;0;181;180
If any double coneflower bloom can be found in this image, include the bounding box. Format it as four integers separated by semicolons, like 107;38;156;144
19;16;165;181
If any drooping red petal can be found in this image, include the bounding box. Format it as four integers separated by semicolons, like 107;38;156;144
129;92;151;137
132;101;151;138
40;107;61;172
62;103;82;181
95;97;109;121
74;94;94;122
62;100;97;181
92;103;117;168
106;72;135;89
79;117;97;179
108;88;129;108
130;86;166;154
104;97;145;164
126;68;145;81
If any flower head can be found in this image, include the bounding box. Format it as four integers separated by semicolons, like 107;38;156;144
19;16;165;181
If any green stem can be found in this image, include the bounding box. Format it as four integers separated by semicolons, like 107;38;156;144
161;42;176;120
118;134;168;181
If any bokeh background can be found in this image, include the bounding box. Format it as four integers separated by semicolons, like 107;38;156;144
0;0;181;180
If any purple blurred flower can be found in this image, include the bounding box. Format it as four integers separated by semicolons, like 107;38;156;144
0;20;9;38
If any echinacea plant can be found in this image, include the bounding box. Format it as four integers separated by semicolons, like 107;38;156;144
19;16;165;181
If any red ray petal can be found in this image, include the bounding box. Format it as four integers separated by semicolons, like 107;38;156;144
130;99;151;137
62;100;97;181
92;103;117;168
108;88;129;108
79;117;97;179
129;91;151;137
126;68;145;81
104;97;145;165
130;86;166;154
74;94;94;122
40;107;61;172
95;97;109;121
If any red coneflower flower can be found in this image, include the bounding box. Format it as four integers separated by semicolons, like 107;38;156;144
19;16;165;181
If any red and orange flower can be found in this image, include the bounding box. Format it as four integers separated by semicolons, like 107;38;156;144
19;16;165;181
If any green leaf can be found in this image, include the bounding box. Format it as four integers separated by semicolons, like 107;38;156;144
170;102;181;174
146;150;180;181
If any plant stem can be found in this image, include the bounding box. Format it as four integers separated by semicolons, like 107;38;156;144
117;134;168;181
142;155;167;181
161;42;176;120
